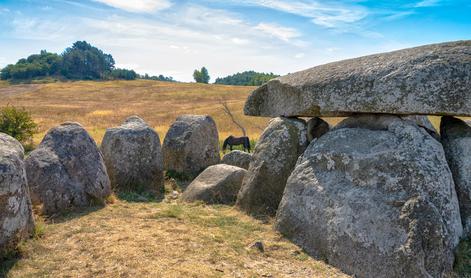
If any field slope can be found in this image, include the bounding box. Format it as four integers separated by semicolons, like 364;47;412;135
0;80;268;145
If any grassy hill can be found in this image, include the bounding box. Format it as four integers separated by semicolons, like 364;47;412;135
0;80;269;145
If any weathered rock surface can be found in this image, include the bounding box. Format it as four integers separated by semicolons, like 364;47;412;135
25;122;111;215
402;115;439;140
245;40;471;117
101;116;164;195
221;150;252;170
0;133;25;159
276;115;462;278
163;115;220;178
236;117;307;216
181;164;247;205
307;117;330;142
441;116;471;237
0;133;34;257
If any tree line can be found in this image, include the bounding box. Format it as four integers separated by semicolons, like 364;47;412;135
0;41;174;82
0;41;279;86
192;68;279;86
214;71;279;86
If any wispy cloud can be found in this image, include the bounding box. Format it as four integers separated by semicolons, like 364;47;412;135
5;4;315;81
227;0;368;28
254;23;300;42
414;0;440;8
93;0;172;13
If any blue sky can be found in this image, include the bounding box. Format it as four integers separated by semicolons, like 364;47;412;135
0;0;470;82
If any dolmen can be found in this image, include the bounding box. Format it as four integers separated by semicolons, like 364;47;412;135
0;133;34;258
163;115;220;179
101;116;164;196
26;122;111;215
239;40;471;277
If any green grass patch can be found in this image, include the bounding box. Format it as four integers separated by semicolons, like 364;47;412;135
455;237;471;277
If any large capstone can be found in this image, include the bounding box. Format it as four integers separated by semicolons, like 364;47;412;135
25;122;111;215
163;115;220;178
275;115;463;278
236;117;307;216
101;116;164;196
244;41;471;117
181;164;247;205
1;133;34;257
221;150;252;170
441;116;471;237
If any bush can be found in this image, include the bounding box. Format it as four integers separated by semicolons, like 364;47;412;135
0;106;37;146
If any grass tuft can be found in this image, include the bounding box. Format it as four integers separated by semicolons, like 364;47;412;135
455;237;471;277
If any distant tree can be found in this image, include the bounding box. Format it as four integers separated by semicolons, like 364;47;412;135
215;71;279;86
139;73;175;82
108;68;137;80
61;41;115;80
0;50;62;80
193;67;210;84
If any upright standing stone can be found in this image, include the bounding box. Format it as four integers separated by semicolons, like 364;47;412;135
276;115;462;278
25;122;111;215
0;133;34;257
244;41;471;117
236;117;307;216
163;115;220;178
182;164;247;205
221;150;252;170
101;116;164;196
441;116;471;237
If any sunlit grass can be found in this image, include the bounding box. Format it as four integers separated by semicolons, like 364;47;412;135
0;80;269;145
2;199;348;277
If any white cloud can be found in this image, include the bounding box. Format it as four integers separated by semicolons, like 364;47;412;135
414;0;440;8
93;0;172;13
230;0;368;28
254;23;300;42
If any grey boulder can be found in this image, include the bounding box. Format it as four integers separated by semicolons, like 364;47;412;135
181;164;247;205
101;116;164;196
163;115;220;178
25;122;111;215
221;150;252;170
245;40;471;117
276;115;462;278
236;117;307;216
0;133;34;257
441;116;471;237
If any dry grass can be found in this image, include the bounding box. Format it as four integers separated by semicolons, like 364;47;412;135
0;80;269;145
3;195;348;277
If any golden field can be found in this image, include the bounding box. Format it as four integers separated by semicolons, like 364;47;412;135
0;80;269;145
3;199;348;277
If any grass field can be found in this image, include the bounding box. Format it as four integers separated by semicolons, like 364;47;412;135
0;80;269;145
1;190;348;277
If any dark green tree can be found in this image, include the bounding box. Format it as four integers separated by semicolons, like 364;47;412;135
61;41;115;80
193;66;210;84
0;50;62;80
215;71;279;86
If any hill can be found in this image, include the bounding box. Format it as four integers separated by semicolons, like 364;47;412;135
0;80;269;145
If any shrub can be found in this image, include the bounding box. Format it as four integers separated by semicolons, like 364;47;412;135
0;106;37;146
